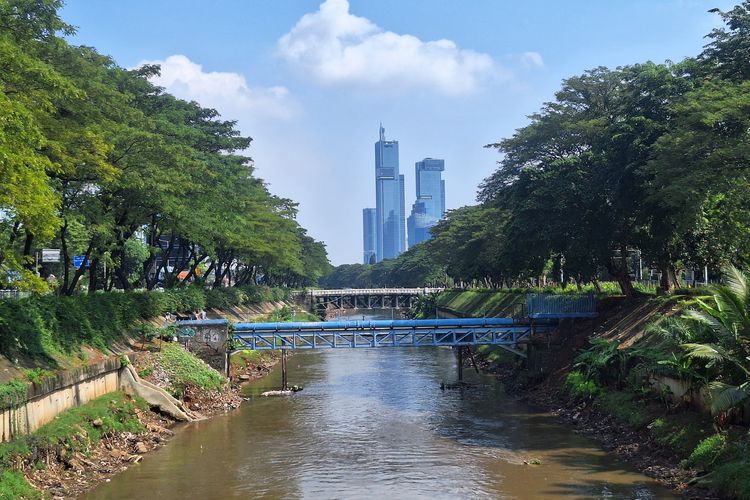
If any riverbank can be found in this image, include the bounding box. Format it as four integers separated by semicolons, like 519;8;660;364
491;364;717;499
441;288;748;499
0;287;298;498
1;341;287;499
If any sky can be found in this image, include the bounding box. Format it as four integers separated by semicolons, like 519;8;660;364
61;0;735;265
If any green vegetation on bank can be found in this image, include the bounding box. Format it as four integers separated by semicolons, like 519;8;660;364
0;285;291;364
0;391;146;499
436;289;526;317
564;266;750;498
154;344;224;398
0;0;331;295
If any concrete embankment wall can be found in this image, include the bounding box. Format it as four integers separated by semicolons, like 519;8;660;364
0;301;291;442
0;356;123;442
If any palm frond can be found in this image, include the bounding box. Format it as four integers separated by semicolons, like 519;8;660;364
723;265;748;305
683;309;731;340
707;381;750;415
681;343;727;361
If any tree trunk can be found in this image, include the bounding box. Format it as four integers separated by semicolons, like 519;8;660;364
0;221;21;269
89;257;99;292
658;258;679;294
64;242;94;296
22;230;34;271
60;219;71;293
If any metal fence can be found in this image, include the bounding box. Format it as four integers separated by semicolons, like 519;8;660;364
0;290;30;300
526;293;597;319
310;288;444;297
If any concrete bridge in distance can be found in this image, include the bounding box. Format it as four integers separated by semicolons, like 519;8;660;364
307;287;444;310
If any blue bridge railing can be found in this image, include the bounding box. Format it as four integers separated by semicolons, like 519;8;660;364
230;318;545;351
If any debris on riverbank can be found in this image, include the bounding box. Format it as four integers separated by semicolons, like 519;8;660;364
4;342;285;498
1;391;172;499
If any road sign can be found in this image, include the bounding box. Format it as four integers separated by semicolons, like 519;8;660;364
73;255;89;268
41;249;60;263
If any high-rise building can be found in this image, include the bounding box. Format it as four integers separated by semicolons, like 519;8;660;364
407;158;445;247
362;208;377;264
374;124;406;261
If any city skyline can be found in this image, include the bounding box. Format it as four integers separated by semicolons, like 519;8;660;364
61;0;737;265
373;125;406;262
408;158;446;248
365;129;446;262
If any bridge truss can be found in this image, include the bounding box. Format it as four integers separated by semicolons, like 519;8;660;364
231;318;549;353
309;288;443;310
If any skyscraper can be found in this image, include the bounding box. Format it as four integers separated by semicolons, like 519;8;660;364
374;124;406;261
407;158;445;247
362;208;376;264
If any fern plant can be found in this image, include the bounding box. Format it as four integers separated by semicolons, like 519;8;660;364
682;265;750;415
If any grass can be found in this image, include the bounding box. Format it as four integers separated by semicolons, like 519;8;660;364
475;345;518;365
231;350;278;369
706;458;750;499
22;369;54;385
154;344;225;397
436;290;526;317
600;391;652;428
0;391;146;498
649;412;714;459
0;470;39;499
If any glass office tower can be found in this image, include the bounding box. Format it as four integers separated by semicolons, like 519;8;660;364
374;125;406;261
407;158;445;247
362;208;377;264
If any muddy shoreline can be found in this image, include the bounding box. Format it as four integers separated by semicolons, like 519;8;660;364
24;351;284;499
488;363;717;499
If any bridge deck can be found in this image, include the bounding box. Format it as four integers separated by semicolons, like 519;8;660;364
176;318;550;352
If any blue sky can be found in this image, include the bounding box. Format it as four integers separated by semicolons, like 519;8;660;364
61;0;734;265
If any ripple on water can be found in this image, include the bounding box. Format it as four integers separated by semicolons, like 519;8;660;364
84;338;678;500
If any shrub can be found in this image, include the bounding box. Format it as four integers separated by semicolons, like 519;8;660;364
706;459;750;498
565;371;602;400
0;380;28;410
682;434;727;470
0;285;288;361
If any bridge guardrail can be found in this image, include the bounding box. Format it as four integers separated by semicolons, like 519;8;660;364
310;288;444;297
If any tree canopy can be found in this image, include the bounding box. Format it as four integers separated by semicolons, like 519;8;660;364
322;2;750;294
0;0;330;293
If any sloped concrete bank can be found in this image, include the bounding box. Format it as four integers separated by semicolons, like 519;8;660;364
0;356;124;442
0;300;292;444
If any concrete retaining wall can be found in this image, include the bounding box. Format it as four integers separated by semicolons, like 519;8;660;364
0;357;123;442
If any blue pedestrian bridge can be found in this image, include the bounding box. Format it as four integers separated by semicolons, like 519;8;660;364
175;317;553;354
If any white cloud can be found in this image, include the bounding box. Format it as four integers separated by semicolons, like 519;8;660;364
520;51;544;69
136;55;295;120
277;0;500;95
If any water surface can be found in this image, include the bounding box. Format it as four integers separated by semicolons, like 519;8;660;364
87;310;675;499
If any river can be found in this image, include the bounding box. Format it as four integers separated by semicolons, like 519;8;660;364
87;310;675;499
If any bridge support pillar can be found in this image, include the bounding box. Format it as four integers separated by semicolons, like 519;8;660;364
281;350;288;391
457;347;464;382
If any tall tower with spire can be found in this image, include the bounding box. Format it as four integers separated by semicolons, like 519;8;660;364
371;124;405;261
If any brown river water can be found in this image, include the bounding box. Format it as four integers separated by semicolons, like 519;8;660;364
86;311;676;499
